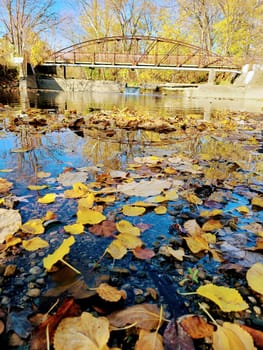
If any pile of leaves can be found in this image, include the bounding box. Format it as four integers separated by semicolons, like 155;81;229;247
0;107;262;349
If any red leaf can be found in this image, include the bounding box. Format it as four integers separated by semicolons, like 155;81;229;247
133;247;155;259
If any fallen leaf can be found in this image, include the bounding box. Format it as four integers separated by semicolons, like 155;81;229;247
236;206;250;214
89;220;116;237
246;262;263;295
167;246;185;261
64;223;84;235
163;319;195;350
22;237;49;251
64;182;89;198
202;219;222;232
108;304;162;330
116;220;140;236
183;219;202;237
133;247;155;259
57;172;88;187
185;193;202;205
96;283;126;302
0;208;22;243
213;322;256;350
252;196;263;208
135;329;164;350
27;185;48;191
43;236;77;272
154;206;167;214
78;193;95;209
53;311;110;350
196;284;249;312
179;315;214;339
37;193;56;204
21;219;45;235
77;208;106;225
122;205;146;216
117;178;171;197
117;233;142;249
185;236;209;254
240;325;263;348
106;239;127;259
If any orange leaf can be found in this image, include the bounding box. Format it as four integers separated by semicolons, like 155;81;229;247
240;325;263;348
135;329;164;350
96;283;126;302
133;247;155;260
179;315;214;339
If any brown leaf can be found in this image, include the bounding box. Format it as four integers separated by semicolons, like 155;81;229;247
108;304;162;331
163;319;195;350
133;247;155;259
0;177;13;193
96;283;126;302
30;298;81;350
89;220;116;237
179;315;214;339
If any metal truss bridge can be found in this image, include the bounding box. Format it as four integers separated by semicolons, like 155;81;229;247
43;35;242;74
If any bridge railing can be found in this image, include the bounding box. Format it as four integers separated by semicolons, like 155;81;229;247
51;51;237;69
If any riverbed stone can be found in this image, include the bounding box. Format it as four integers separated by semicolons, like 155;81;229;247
27;288;41;297
29;266;42;275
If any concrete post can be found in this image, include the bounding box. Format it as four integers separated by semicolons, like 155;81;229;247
208;69;216;85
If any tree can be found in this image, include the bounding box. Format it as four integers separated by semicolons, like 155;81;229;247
0;0;59;74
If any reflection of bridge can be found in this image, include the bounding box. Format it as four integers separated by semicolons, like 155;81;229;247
43;36;242;76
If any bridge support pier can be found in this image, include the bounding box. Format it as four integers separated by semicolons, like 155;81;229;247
208;69;216;85
63;66;67;79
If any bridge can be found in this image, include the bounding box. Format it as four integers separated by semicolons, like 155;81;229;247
43;35;242;77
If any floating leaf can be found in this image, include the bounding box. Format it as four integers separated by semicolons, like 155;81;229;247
246;262;263;295
27;185;48;191
4;235;22;250
135;329;164;350
54;312;109;350
252;196;263;208
64;223;84;235
185;236;209;254
213;322;256;350
196;284;249;312
133;247;155;260
184;219;202;236
89;220;116;237
154;206;167;214
43;236;80;273
202;219;223;232
108;304;162;330
96;283;126;302
236;206;250;214
116;220;140;236
200;209;223;217
77;208;106;225
0;177;13;193
78;194;95;209
167;246;185;261
122;205;145;216
64;182;89;198
58;172;88;187
38;193;56;204
117;178;171;197
106;239;127;259
0;208;22;243
117;233;142;249
22;237;49;251
21;219;45;235
185;193;202;205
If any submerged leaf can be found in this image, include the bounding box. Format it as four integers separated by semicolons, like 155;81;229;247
96;283;126;302
196;284;249;312
37;193;56;204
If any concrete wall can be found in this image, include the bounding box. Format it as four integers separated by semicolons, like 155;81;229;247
36;77;122;93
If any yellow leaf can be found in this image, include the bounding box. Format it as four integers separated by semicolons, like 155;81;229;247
167;246;185;261
96;195;116;203
21;219;45;235
154;206;167;215
196;284;249;312
213;322;256;350
22;237;49;251
185;193;203;205
252;196;263;208
78;193;95;210
37;193;56;204
116;220;140;236
43;236;76;271
37;171;51;178
117;233;142;249
4;236;22;250
185;236;209;254
54;312;110;350
200;209;223;217
122;205;146;216
27;185;48;191
64;182;90;198
202;219;223;232
135;329;164;350
164;188;179;201
246;262;263;295
96;283;126;302
77;208;106;225
151;195;167;203
106;239;127;259
42;210;56;222
64;223;84;235
203;233;217;244
236;206;250;214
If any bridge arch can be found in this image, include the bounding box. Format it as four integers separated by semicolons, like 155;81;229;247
46;35;239;70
